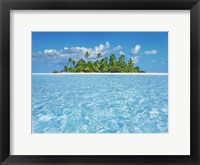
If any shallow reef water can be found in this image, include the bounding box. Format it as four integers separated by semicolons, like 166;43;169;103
32;74;168;133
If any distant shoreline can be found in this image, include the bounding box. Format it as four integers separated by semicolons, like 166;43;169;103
32;73;168;75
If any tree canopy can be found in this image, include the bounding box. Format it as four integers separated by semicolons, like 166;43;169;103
54;53;144;73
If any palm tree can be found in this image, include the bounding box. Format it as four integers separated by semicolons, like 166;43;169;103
85;51;90;62
77;59;86;66
63;65;68;72
76;59;86;72
99;57;109;72
68;57;73;65
135;66;140;72
53;70;59;73
119;55;125;62
59;54;143;73
94;60;100;72
87;61;95;72
97;53;102;59
128;59;133;68
128;58;134;72
119;55;126;68
72;60;76;67
109;54;116;67
104;57;108;64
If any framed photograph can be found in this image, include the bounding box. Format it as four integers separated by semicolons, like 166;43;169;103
1;0;200;164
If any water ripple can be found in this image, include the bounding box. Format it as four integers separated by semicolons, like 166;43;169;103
32;75;168;133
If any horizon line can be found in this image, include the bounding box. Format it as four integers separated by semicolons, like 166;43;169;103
32;72;168;75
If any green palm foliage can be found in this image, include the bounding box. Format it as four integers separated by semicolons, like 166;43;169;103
68;57;73;64
119;55;125;66
135;66;140;72
63;66;68;72
118;55;126;71
97;53;102;59
68;58;76;67
53;70;59;73
109;54;116;67
85;51;90;61
77;59;86;66
72;60;76;67
55;53;143;73
127;59;135;72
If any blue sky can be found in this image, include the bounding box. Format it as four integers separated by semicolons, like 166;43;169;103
32;32;168;73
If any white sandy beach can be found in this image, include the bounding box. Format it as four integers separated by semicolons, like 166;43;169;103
32;72;168;75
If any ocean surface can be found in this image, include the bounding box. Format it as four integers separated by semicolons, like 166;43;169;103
32;74;168;133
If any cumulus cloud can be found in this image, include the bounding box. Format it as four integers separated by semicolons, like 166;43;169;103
43;49;59;55
93;43;110;56
95;44;105;52
119;51;125;55
32;41;123;66
112;45;122;51
144;49;158;55
131;56;139;64
132;44;141;54
105;41;110;48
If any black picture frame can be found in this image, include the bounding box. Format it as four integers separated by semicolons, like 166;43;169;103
0;0;200;164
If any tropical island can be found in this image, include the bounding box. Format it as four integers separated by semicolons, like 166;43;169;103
53;51;144;73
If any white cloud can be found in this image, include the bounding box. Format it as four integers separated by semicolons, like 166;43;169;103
119;51;125;55
89;41;111;57
144;49;158;55
105;41;110;48
32;42;123;66
132;44;141;54
43;49;59;55
75;47;89;53
95;44;105;53
131;56;139;64
112;45;122;51
32;51;43;56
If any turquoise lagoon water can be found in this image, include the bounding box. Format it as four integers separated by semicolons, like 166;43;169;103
32;74;168;133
